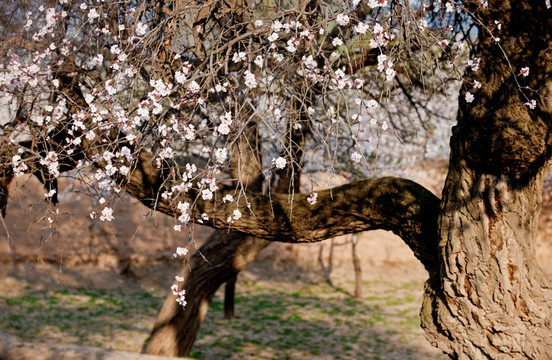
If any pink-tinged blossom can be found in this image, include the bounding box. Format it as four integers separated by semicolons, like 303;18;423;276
176;293;187;307
273;53;284;62
152;102;163;115
136;22;148;36
174;225;182;232
307;193;318;205
175;71;187;84
244;70;257;88
368;0;388;8
215;148;227;163
354;22;369;35
182;124;196;140
202;189;213;200
255;20;263;27
472;80;482;89
467;58;480;71
465;92;475;103
105;79;117;95
173;247;189;257
40;152;60;177
178;213;191;224
351;151;362;162
526;99;537;109
159;146;174;159
286;37;298;53
170;284;179;294
187;80;200;93
177;201;190;214
370;24;394;48
364;99;379;109
271;20;283;31
93;54;103;66
232;52;247;63
100;207;114;221
299;29;314;39
336;14;350;26
385;67;396;82
85;93;94;104
273;156;286;169
110;45;121;55
233;209;242;220
377;54;387;71
218;112;232;135
88;8;100;20
302;55;317;69
268;32;279;42
254;55;263;67
12;155;28;176
332;37;343;47
223;194;234;203
519;67;530;77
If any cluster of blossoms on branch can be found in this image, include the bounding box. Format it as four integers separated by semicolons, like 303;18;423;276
3;0;538;307
1;0;468;237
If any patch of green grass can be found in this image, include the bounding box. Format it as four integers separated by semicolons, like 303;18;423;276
191;279;446;359
0;287;164;348
0;276;445;359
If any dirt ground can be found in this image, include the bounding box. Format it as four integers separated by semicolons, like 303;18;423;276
1;162;551;359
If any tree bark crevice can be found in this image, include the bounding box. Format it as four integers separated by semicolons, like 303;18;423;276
421;156;552;359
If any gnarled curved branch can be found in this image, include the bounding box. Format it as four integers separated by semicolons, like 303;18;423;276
124;149;441;271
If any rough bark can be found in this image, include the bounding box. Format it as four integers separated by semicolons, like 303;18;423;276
421;158;552;359
420;2;552;358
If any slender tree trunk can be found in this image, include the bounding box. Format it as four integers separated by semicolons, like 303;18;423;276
224;274;237;319
144;232;270;356
351;234;362;300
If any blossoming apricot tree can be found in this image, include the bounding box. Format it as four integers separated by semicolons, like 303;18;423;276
1;0;551;358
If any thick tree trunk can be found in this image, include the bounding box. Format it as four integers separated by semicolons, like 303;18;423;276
420;3;552;357
421;159;552;359
144;231;269;356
